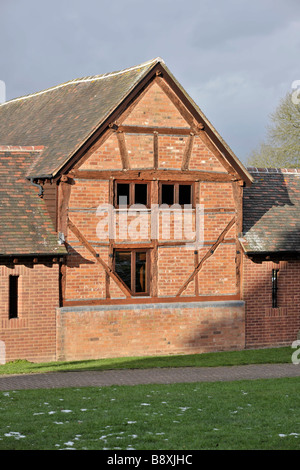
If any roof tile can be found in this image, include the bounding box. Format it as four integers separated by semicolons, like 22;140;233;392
0;149;66;256
243;169;300;253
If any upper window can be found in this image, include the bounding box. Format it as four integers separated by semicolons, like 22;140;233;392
115;181;149;207
160;183;193;206
114;249;149;295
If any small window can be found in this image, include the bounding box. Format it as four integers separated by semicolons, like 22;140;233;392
272;269;279;308
115;182;149;207
116;183;130;206
134;183;148;206
179;184;192;206
160;182;193;206
114;250;149;295
9;275;19;319
161;184;174;205
115;251;131;289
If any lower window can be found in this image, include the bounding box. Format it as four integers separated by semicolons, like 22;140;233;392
114;249;149;295
9;275;19;319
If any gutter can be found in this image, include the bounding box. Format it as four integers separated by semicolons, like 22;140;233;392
28;177;44;197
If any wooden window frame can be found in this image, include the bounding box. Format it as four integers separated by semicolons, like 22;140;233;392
159;182;194;207
113;248;150;296
114;180;151;208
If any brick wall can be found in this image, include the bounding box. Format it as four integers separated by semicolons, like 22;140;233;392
56;301;245;361
243;257;300;348
0;263;60;362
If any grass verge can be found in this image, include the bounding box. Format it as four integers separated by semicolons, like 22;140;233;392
0;377;299;450
0;346;293;375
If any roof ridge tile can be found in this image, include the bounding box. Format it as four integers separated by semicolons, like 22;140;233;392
247;167;300;174
0;145;44;152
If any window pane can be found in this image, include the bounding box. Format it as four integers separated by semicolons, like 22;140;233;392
117;183;130;206
161;184;174;205
115;251;131;289
134;184;148;206
179;184;191;205
135;252;147;293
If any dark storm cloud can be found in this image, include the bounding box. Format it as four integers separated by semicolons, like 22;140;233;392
0;0;299;162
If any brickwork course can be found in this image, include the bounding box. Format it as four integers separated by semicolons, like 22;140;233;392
0;58;299;363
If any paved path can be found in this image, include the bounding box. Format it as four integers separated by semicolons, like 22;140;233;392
0;363;299;391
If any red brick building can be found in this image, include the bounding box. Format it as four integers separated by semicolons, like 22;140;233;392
0;58;299;362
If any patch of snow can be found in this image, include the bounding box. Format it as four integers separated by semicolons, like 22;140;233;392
4;432;26;439
64;441;74;446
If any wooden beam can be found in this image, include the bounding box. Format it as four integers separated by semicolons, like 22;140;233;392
176;217;236;296
156;77;201;130
73;169;239;183
153;131;158;169
53;67;159;177
117;125;192;135
59;263;67;307
106;178;115;299
68;219;131;298
116;131;130;170
57;177;73;240
231;181;243;297
196;130;236;176
194;250;199;296
62;294;241;307
181;133;195;171
156;76;238;177
157;71;253;187
158;238;236;247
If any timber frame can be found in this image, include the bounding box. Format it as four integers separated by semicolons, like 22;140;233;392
37;60;251;307
47;61;252;185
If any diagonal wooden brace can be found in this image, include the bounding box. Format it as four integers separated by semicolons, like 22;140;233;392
176;217;236;296
68;219;131;298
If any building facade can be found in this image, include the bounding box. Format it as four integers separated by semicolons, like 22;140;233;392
0;59;299;362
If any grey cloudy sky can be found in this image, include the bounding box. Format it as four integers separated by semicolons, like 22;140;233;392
1;0;299;163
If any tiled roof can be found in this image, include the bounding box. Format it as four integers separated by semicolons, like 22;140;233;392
0;58;255;257
0;59;161;178
0;146;67;256
0;58;252;185
242;168;300;253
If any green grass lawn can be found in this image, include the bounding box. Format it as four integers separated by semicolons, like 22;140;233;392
0;346;293;376
0;377;299;450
